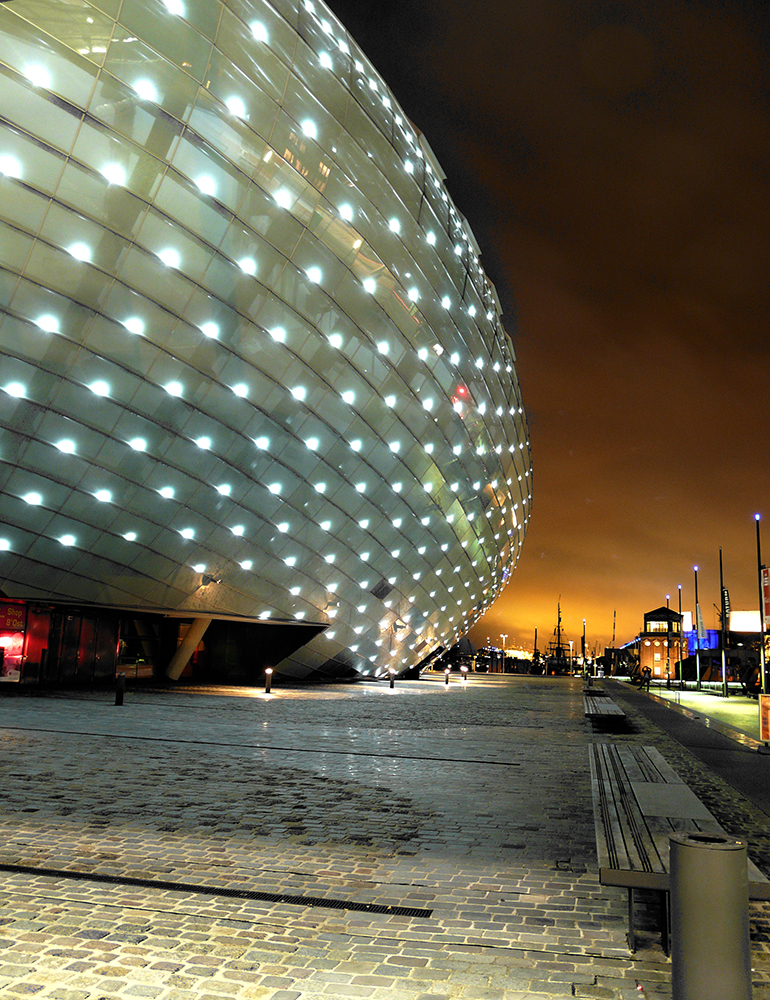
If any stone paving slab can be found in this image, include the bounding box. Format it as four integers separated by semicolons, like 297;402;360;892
0;675;768;998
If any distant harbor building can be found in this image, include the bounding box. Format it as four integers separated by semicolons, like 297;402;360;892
0;0;530;684
639;606;686;682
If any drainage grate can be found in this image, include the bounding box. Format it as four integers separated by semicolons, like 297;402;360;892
0;862;433;918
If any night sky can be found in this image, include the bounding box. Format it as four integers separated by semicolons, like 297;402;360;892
324;0;770;655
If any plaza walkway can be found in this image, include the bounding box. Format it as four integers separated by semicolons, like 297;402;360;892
0;674;768;1000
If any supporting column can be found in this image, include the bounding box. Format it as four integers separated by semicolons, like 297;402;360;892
165;617;211;681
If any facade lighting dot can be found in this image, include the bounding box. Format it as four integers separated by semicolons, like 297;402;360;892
339;203;353;221
163;0;184;15
164;381;182;396
424;482;432;491
360;552;370;561
320;52;332;69
195;175;216;196
377;341;389;355
388;218;401;233
290;586;301;595
468;305;477;317
180;527;195;539
341;390;355;405
216;483;231;496
441;296;451;310
128;437;147;451
274;188;292;209
59;534;76;547
270;326;286;342
254;436;269;450
158;248;180;268
324;554;335;563
240;560;253;570
306;437;319;451
325;630;336;639
359;519;369;529
454;244;462;256
267;483;281;495
329;333;343;348
350;439;361;451
226;96;247;118
389;441;400;453
277;522;289;532
133;79;158;102
290;386;307;401
159;486;175;499
238;257;257;275
123;316;144;335
22;492;42;506
301;119;318;139
320;520;331;531
0;155;22;178
306;266;322;283
200;322;219;339
231;525;245;536
425;443;434;454
392;518;402;528
25;64;52;88
384;395;396;408
408;287;419;302
393;482;402;492
122;532;137;542
363;278;376;294
422;398;434;411
404;160;413;173
68;242;92;262
421;517;430;526
35;314;60;333
89;380;110;396
232;383;248;397
4;382;26;398
355;482;366;493
314;482;326;493
192;563;206;573
284;556;296;567
475;357;484;368
418;546;426;555
194;436;212;450
55;439;76;454
250;21;268;42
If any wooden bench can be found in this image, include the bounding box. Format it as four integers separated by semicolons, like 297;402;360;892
583;694;626;727
589;743;770;952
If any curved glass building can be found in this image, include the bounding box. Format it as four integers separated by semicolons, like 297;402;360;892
0;0;531;682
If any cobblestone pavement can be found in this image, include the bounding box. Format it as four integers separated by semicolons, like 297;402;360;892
0;673;768;1000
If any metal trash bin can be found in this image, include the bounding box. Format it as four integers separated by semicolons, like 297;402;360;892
670;832;751;1000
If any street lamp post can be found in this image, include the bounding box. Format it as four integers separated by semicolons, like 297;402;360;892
500;634;508;674
694;565;701;691
666;594;671;690
756;515;767;696
678;584;683;690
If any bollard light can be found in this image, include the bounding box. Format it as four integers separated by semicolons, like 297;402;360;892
115;671;126;707
444;667;450;686
265;667;273;693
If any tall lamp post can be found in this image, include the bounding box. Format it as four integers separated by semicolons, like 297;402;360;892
719;546;728;698
694;565;702;691
582;619;587;675
678;584;683;690
756;515;767;695
500;634;508;674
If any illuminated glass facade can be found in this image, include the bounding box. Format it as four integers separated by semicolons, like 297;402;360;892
0;0;531;680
